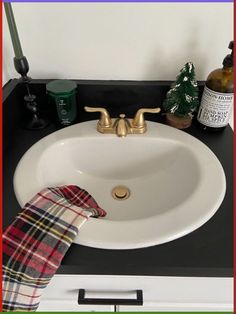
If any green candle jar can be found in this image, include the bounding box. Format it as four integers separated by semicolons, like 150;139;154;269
46;80;77;126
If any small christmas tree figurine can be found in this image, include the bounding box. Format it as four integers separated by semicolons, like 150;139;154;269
163;62;199;129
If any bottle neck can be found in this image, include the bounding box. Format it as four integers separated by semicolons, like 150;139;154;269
222;65;233;73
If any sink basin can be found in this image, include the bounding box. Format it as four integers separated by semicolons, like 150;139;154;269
14;121;226;249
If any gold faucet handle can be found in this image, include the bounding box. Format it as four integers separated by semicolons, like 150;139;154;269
84;106;112;127
132;107;161;128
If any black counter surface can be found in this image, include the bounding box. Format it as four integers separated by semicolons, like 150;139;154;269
3;79;233;277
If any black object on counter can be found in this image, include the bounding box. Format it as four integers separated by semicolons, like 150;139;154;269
3;79;233;278
23;94;49;130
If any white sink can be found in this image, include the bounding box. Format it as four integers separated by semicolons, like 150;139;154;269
14;121;226;249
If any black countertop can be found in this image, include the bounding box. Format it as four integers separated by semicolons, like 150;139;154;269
3;79;233;277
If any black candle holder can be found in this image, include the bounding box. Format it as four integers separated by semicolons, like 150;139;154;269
15;58;49;130
23;93;49;130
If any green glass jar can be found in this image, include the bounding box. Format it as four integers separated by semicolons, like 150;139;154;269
46;79;77;126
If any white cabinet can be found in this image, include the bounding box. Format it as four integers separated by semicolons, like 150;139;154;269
37;275;233;312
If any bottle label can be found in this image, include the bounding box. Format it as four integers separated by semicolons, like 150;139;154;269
197;86;233;128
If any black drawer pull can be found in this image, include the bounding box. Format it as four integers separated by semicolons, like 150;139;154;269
78;289;143;306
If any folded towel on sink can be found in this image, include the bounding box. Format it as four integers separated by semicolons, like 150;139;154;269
2;185;106;312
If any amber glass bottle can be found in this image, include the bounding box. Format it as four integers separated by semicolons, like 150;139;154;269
197;41;234;131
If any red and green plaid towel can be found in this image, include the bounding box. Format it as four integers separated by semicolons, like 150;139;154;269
2;185;106;312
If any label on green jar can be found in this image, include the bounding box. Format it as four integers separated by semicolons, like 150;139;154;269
197;86;233;128
56;97;77;126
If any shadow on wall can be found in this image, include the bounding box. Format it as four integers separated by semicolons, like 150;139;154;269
145;24;208;81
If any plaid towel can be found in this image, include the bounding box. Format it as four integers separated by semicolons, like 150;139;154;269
2;185;106;312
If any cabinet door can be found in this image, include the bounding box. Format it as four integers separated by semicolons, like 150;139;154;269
37;300;113;312
38;275;143;312
38;275;233;312
119;276;233;312
120;304;233;312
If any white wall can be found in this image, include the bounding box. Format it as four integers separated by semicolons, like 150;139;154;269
3;3;234;127
3;3;233;82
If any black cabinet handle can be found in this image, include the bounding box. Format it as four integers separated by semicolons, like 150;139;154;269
78;289;143;306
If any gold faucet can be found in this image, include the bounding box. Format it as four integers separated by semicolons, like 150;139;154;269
84;106;161;137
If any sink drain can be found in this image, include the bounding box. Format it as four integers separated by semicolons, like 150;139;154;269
112;186;130;200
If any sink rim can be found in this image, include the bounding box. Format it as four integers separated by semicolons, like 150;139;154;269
13;120;226;250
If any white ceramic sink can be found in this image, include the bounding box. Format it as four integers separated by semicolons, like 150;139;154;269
14;121;226;249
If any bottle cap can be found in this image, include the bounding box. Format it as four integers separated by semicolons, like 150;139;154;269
223;41;234;67
46;79;77;96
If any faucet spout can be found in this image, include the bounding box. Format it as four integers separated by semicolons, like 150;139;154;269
116;114;129;137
